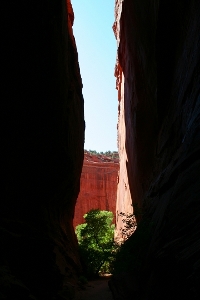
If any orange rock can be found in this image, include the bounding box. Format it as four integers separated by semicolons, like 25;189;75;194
66;0;74;26
73;152;119;227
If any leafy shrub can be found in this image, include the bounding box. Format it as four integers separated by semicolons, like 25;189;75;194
75;209;117;277
84;149;119;159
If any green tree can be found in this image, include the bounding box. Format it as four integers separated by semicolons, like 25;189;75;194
75;209;116;277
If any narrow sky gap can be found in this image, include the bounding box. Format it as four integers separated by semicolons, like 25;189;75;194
71;0;118;152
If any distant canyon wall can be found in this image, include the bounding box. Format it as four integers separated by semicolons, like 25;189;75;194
73;152;119;227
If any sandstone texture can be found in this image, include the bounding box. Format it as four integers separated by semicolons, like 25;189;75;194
2;0;200;299
112;0;200;299
73;151;119;227
1;1;85;299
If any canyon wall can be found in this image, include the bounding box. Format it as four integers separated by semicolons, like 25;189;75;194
1;1;85;299
111;0;200;299
114;0;157;236
73;152;119;227
2;0;200;298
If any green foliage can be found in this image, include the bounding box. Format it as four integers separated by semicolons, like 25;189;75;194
88;149;97;155
85;149;119;159
75;209;117;277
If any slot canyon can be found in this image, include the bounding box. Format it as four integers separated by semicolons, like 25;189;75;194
1;0;200;299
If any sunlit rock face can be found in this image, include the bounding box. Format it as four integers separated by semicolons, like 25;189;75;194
113;0;200;299
1;0;84;298
73;151;119;227
114;0;135;241
115;74;134;241
114;0;157;230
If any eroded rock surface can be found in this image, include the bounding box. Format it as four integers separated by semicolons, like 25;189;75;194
2;0;200;298
112;0;200;299
73;151;119;227
1;1;84;299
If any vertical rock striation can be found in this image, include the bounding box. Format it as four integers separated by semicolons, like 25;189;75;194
114;0;158;231
114;0;135;240
112;0;200;299
73;152;119;227
1;1;85;299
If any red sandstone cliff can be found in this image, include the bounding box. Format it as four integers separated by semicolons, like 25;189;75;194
1;0;84;298
111;0;200;299
114;0;138;240
73;151;119;227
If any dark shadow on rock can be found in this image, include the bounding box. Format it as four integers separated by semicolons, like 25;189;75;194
108;272;139;300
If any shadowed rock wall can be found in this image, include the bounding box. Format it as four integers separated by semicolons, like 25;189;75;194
114;0;158;231
1;1;85;299
73;152;119;227
112;0;200;299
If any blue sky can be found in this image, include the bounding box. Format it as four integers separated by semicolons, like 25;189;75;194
71;0;118;152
